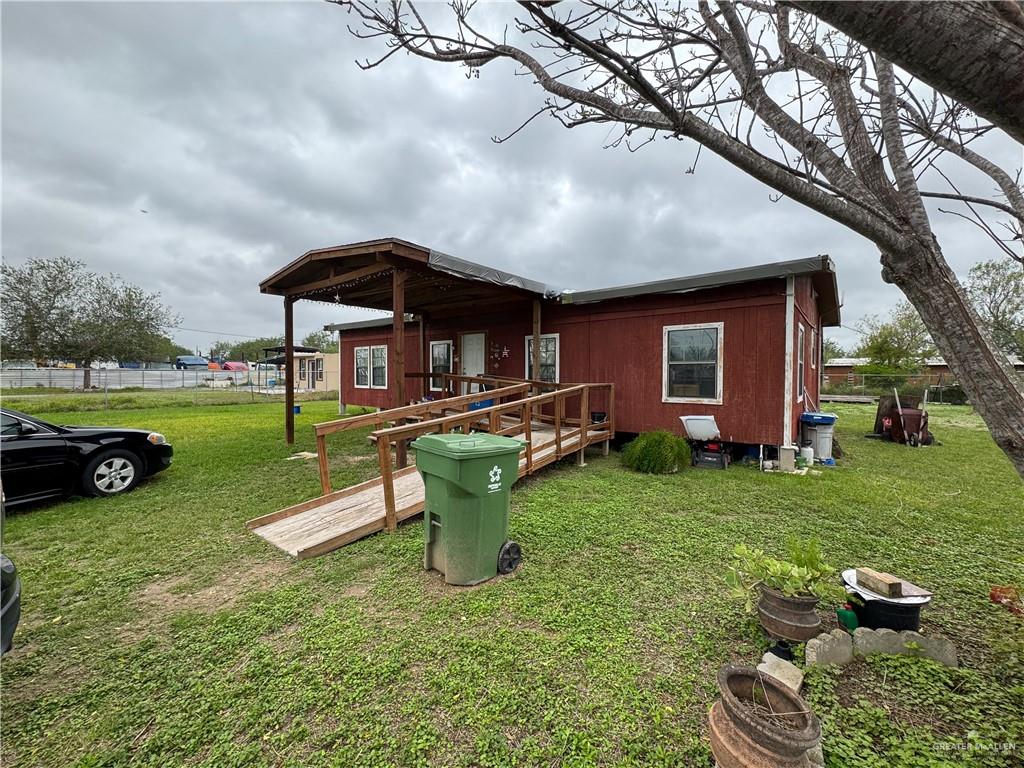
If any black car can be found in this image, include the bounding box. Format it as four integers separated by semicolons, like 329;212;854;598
1;553;18;654
0;408;173;507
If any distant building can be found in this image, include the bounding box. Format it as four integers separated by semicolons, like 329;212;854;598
823;355;1024;386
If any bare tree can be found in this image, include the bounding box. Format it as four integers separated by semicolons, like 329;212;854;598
335;0;1024;475
790;1;1024;144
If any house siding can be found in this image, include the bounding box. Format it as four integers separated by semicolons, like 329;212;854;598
336;277;816;446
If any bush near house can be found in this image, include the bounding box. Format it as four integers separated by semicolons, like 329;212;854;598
621;430;691;473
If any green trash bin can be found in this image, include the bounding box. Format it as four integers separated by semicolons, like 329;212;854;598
411;433;524;585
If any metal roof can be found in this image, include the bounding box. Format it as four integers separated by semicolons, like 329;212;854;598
560;254;840;326
563;254;830;301
826;355;1024;367
261;345;321;354
426;249;548;296
323;315;414;332
267;239;840;325
824;357;868;367
259;238;546;311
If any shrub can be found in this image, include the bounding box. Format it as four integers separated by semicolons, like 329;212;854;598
621;431;691;474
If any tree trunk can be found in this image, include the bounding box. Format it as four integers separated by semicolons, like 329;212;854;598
790;1;1024;144
884;244;1024;476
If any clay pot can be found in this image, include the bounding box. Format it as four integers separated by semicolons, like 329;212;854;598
757;586;821;642
708;665;821;768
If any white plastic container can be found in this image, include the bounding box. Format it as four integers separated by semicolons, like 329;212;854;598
801;423;836;460
799;445;814;464
679;415;721;441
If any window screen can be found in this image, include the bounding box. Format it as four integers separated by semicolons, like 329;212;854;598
371;345;387;388
430;341;452;390
526;335;558;383
354;347;369;388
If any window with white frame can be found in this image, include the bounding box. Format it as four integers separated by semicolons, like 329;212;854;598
429;340;453;391
811;328;818;370
370;345;387;389
298;358;307;381
312;357;324;382
354;347;369;388
524;333;559;383
797;324;806;402
663;322;723;404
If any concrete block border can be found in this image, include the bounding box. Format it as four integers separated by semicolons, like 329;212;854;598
805;627;958;668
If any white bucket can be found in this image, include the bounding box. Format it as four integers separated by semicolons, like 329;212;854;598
799;445;814;464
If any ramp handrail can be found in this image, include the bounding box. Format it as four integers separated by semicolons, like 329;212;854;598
312;383;531;495
371;382;615;531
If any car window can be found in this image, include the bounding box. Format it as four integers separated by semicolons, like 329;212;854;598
1;413;22;436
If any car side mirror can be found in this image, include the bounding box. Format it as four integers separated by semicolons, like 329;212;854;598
18;423;38;436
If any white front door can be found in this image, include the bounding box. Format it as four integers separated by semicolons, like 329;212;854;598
460;332;486;393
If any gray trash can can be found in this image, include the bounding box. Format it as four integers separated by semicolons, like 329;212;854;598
799;412;837;460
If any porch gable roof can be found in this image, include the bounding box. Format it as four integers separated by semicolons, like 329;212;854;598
259;237;545;316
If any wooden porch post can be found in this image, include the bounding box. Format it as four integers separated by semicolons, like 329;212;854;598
393;269;408;468
531;299;542;385
337;330;345;416
577;386;589;467
285;297;295;444
419;314;427;399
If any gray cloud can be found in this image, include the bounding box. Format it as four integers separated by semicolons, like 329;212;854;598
3;1;1020;354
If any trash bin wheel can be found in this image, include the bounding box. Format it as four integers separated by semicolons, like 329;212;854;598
497;541;522;575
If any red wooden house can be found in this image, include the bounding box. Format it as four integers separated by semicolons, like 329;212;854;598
261;238;840;450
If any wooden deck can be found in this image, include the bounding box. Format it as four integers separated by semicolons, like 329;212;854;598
247;384;613;560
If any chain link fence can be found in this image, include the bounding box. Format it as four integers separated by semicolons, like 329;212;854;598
0;367;336;413
822;371;968;403
1;367;257;390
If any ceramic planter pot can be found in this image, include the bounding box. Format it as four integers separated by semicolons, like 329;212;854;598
708;665;821;768
756;586;822;642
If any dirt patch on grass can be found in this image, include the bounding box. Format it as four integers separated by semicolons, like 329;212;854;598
261;622;302;653
120;558;294;643
330;453;375;466
416;567;523;597
136;559;292;615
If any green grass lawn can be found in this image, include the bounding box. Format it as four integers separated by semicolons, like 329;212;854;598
1;401;1022;767
2;387;339;413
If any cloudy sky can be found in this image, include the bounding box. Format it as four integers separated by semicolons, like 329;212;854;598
3;1;1021;354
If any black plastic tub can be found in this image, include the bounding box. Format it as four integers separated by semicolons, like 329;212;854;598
851;597;922;631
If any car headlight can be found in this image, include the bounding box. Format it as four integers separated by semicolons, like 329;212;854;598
147;432;167;445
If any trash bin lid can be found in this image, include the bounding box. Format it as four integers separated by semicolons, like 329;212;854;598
799;412;838;425
412;433;524;459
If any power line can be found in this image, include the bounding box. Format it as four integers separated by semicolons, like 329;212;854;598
175;326;265;339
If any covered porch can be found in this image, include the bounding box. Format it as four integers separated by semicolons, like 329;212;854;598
259;237;550;446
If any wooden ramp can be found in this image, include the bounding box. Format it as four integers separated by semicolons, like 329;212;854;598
248;376;614;560
248;467;425;559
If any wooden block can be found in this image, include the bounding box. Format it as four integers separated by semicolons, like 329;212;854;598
856;567;903;598
898;580;933;598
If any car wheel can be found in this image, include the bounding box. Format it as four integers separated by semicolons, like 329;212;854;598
83;450;143;497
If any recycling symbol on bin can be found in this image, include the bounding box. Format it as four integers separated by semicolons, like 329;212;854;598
488;465;502;484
